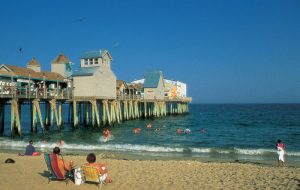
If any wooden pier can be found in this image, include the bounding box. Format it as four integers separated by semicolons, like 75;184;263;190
0;52;191;137
0;89;190;137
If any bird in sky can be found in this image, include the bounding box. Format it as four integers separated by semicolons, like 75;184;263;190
18;48;23;54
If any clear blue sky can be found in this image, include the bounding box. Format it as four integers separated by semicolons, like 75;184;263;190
0;0;299;103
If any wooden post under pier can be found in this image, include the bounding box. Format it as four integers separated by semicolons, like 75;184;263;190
32;99;45;133
0;101;5;133
10;99;21;137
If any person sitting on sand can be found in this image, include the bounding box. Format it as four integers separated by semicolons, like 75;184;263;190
103;128;111;141
276;139;285;166
19;140;40;156
133;128;141;134
84;153;112;183
176;128;183;134
146;123;152;129
51;147;74;176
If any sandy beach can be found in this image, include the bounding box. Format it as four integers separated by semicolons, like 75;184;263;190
0;152;299;190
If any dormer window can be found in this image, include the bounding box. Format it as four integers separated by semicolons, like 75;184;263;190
89;59;93;65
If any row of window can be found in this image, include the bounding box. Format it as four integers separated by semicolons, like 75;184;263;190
84;58;98;65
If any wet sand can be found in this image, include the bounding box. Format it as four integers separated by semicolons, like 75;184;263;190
0;153;299;190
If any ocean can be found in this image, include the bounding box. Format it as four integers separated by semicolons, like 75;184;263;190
0;104;299;166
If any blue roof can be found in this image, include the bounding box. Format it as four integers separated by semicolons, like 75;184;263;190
143;70;163;88
80;50;108;59
72;67;98;77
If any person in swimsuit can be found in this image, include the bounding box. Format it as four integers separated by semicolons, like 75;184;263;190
276;139;285;166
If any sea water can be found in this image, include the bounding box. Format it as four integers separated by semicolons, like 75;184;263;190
0;104;299;166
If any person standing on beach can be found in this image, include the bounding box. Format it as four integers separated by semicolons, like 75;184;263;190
276;139;285;166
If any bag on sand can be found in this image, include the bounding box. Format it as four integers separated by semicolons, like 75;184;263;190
74;168;84;185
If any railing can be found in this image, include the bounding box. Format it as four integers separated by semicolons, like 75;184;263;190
0;86;71;100
116;94;142;100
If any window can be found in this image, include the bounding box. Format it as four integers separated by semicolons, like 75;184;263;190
65;63;72;72
89;59;94;65
84;59;88;65
94;58;98;64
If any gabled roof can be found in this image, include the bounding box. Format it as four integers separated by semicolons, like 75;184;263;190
0;64;65;82
80;50;112;60
116;80;127;89
27;58;40;67
72;67;98;77
52;53;70;64
143;70;163;88
128;83;143;90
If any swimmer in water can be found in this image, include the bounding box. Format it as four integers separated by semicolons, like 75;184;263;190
133;128;141;134
146;123;152;129
199;128;205;133
57;139;65;147
176;128;183;134
184;128;191;134
103;128;111;141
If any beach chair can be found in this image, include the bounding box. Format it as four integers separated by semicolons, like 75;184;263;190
44;153;72;185
82;165;106;188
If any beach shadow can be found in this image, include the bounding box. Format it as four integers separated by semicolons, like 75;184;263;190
39;170;50;178
291;178;300;189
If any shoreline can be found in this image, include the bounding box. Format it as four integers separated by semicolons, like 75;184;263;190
1;148;299;168
0;152;299;190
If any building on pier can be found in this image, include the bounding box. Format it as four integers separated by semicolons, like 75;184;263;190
51;53;73;78
0;58;68;99
163;79;187;99
131;77;187;100
143;70;165;100
116;80;127;98
72;50;116;99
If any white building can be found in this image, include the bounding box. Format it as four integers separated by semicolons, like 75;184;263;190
130;78;187;99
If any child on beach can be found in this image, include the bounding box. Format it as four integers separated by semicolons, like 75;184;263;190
276;139;285;166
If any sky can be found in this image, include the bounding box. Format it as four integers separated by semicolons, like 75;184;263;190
0;0;299;103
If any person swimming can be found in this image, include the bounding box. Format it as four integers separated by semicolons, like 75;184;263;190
199;128;206;133
184;128;191;134
103;128;111;141
133;128;141;134
176;128;183;134
146;123;152;129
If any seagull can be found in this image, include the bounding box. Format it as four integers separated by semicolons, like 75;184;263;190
18;48;23;54
78;17;86;22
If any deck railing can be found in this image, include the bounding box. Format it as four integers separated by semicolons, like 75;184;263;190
0;85;71;100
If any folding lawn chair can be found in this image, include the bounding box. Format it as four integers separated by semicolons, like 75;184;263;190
44;153;73;185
